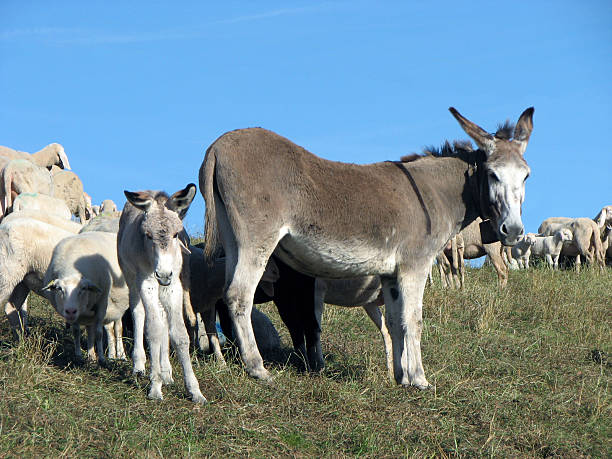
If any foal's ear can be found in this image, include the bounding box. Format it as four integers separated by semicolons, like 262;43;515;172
512;107;535;155
166;183;197;219
124;190;154;212
449;107;496;156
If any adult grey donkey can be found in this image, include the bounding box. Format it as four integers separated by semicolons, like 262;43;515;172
200;107;534;390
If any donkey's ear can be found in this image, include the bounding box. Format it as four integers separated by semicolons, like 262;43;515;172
513;107;534;155
166;183;197;219
449;107;496;156
124;190;153;212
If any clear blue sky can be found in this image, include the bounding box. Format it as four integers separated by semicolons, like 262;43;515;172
1;1;610;238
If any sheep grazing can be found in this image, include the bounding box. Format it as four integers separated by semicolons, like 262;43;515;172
0;143;71;170
539;217;604;271
0;216;78;337
510;233;537;269
42;232;129;363
12;192;72;220
530;229;573;269
117;184;205;403
50;166;89;223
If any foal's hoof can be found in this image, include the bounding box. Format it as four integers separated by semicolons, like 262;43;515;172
147;387;164;400
191;392;207;404
403;381;434;391
161;372;175;385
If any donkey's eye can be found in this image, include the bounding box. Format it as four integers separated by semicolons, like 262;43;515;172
524;173;530;182
173;233;179;239
145;232;153;239
488;171;499;182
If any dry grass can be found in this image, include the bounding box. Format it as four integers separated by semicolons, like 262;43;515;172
0;266;610;457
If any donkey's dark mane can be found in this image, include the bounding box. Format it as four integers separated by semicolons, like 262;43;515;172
400;139;475;163
494;120;515;140
399;119;516;163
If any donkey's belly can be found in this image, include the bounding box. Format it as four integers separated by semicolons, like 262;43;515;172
274;234;396;279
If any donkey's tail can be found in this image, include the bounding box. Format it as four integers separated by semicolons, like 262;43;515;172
201;145;220;265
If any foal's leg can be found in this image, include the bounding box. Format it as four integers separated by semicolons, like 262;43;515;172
362;303;393;380
381;270;431;389
164;283;206;403
140;279;165;399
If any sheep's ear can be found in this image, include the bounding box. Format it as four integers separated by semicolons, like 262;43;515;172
124;190;153;212
166;183;196;219
42;279;59;292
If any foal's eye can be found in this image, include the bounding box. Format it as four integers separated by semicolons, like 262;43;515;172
145;232;153;239
173;233;179;239
488;171;500;182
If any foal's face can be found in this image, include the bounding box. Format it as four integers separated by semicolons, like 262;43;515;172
141;206;184;286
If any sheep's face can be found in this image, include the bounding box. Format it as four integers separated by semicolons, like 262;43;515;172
141;207;185;287
558;229;573;242
43;276;101;324
524;234;537;246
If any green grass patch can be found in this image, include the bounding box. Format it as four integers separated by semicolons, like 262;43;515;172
0;266;610;456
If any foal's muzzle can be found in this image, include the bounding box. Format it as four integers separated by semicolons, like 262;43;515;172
155;271;172;286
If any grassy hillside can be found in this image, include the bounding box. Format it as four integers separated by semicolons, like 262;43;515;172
0;266;610;457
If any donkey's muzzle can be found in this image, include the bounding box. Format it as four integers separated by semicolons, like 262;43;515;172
498;221;524;246
155;271;172;286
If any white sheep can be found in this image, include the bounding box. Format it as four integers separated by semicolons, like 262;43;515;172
0;216;78;337
11;192;73;220
510;233;537;269
530;229;573;269
42;232;129;363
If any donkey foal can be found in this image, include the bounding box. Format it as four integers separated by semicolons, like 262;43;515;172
117;184;205;403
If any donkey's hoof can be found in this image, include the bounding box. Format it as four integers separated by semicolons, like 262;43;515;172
248;366;272;381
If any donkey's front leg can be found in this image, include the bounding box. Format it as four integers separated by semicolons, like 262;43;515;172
382;269;431;390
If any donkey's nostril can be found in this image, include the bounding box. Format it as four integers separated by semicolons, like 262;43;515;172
500;224;508;235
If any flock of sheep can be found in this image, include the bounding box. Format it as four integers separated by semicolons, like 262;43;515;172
0;137;610;403
434;209;612;290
